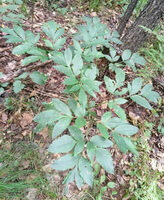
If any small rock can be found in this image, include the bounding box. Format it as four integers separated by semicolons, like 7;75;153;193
42;164;52;173
26;188;38;200
91;12;97;17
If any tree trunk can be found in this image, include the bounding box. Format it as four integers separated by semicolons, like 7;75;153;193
121;0;164;52
117;0;138;36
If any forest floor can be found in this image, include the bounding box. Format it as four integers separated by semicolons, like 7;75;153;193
0;1;164;200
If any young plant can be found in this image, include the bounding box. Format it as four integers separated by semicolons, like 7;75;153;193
0;0;26;24
13;71;48;93
1;16;160;190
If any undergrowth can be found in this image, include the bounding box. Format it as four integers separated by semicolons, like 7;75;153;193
0;141;57;199
138;24;164;80
124;121;163;200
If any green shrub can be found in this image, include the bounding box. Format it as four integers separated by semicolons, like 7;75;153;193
1;15;160;190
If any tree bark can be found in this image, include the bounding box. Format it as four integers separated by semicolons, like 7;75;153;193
117;0;138;36
121;0;164;52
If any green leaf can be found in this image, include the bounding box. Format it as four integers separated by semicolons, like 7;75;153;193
15;72;29;80
13;25;25;40
104;76;116;94
110;49;116;58
68;84;81;92
54;65;73;76
0;87;5;95
115;68;125;87
42;21;61;39
63;168;75;185
44;39;53;48
52;99;72;116
51;154;79;171
79;157;93;186
68;126;84;141
48;135;76;153
143;91;160;103
132;53;146;66
13;80;25;93
64;48;72;66
115;98;128;104
130;95;152;110
90;136;113;148
129;78;143;95
51;53;66;65
30;71;48;85
78;89;87;108
75;169;84;189
52;117;72;138
82;84;96;98
87;142;96;161
0;72;4;78
114;124;138;136
107;182;116;188
140;84;153;96
72;53;83;75
96;148;114;174
122;49;131;61
73;39;82;54
53;38;66;50
64;76;78;85
22;56;40;65
12;43;32;55
101;112;112;124
97;124;109;139
113;105;127;120
114;88;128;96
75;117;86;128
27;47;45;56
74;141;85;155
112;132;127;153
124;137;138;156
15;0;23;5
104;118;127;129
34;110;61;125
140;84;160;103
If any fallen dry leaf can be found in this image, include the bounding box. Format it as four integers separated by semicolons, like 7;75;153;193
21;130;31;137
20;112;34;128
38;127;49;139
42;164;52;173
1;113;8;122
129;111;141;125
22;160;30;169
91;12;97;17
101;101;108;109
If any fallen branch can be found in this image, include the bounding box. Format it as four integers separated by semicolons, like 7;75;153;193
0;60;53;83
